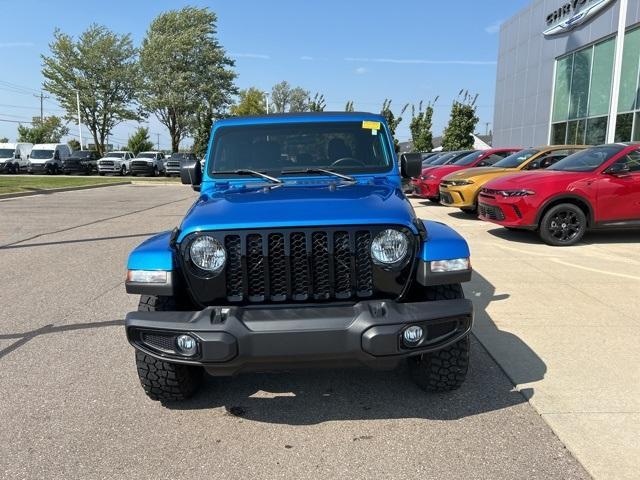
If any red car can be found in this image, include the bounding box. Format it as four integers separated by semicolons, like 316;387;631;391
414;148;520;201
478;143;640;246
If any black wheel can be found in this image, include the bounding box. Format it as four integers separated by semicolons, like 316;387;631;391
13;164;20;174
407;284;470;392
427;197;440;204
151;166;158;177
120;165;127;176
134;295;204;402
460;206;477;214
98;172;105;176
538;203;586;246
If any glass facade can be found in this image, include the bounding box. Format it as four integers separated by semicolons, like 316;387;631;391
551;27;640;145
551;37;614;145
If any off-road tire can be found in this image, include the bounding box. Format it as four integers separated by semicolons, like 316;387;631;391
134;295;204;402
428;197;440;204
407;284;470;392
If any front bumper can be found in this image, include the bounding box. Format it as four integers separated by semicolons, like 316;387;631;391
98;165;121;173
439;184;478;208
27;163;50;173
477;193;537;228
125;298;473;375
130;165;156;175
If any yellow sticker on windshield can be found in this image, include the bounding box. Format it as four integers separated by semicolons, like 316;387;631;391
362;121;381;130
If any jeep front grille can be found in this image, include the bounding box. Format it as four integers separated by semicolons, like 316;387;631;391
222;228;376;303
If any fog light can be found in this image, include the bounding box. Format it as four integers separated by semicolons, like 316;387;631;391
403;325;424;346
176;334;198;356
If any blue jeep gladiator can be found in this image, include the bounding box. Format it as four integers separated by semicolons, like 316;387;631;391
125;112;473;402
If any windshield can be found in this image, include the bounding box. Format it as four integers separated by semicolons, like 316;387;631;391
106;152;125;158
30;150;54;159
493;149;539;168
136;153;156;159
453;151;484;166
0;148;15;158
548;145;625;172
429;153;457;166
210;121;392;177
73;151;94;158
422;154;442;165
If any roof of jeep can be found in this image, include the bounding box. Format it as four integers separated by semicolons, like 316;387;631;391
214;111;386;127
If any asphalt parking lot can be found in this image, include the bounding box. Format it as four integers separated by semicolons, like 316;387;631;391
2;183;634;479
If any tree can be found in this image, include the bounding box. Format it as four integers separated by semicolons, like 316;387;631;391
17;116;69;144
270;81;309;113
442;91;479;151
41;24;141;157
380;99;408;153
307;93;326;112
230;87;267;116
127;127;155;155
140;7;237;152
67;139;81;151
0;137;8;143
409;98;438;153
345;100;354;112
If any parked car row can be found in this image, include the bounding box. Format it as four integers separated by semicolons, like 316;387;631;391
0;142;197;177
410;143;640;246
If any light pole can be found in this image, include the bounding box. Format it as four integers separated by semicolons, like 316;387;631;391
76;90;83;150
265;93;270;114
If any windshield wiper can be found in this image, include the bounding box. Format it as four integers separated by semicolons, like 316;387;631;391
213;169;283;184
281;168;356;182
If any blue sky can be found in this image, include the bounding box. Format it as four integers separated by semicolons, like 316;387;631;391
0;0;531;149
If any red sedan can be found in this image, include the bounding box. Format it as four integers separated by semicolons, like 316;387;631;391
478;143;640;246
414;148;520;201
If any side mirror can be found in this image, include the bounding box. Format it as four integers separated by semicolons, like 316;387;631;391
400;153;422;179
180;156;202;191
15;152;21;159
606;163;630;176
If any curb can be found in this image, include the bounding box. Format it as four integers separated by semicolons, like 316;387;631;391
0;181;131;200
131;181;183;186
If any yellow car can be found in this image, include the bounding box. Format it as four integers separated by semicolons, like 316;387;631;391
439;145;589;213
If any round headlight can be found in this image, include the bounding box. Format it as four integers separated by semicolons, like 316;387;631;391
190;236;226;273
371;229;409;266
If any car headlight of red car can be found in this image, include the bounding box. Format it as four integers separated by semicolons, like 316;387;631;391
497;189;535;197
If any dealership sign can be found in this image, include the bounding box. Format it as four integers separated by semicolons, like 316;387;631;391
544;0;616;36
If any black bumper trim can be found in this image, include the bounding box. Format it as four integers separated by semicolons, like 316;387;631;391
125;298;473;374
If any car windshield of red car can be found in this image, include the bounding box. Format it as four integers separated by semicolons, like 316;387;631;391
548;145;626;172
492;149;538;168
453;151;484;166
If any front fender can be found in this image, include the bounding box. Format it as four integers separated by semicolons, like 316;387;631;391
126;231;175;295
415;220;472;286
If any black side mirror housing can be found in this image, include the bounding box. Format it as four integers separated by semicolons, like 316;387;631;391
606;163;630;176
180;156;202;191
400;153;423;179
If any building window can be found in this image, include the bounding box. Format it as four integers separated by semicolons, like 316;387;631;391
551;37;615;145
615;28;640;142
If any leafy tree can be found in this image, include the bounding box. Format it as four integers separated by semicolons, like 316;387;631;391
140;7;237;152
345;100;354;112
380;99;408;153
442;90;479;151
41;24;141;157
307;93;326;112
67;139;81;151
127;127;155;155
409;98;438;153
230;87;267;116
17;116;69;144
270;81;309;112
0;137;9;143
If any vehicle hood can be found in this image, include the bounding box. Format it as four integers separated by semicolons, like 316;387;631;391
443;166;515;181
178;182;417;241
99;156;124;161
426;165;467;179
484;170;589;190
29;157;53;164
0;156;12;161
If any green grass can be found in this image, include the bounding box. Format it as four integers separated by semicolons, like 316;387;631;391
0;174;182;195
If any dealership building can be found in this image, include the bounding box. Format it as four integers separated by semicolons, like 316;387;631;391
493;0;640;147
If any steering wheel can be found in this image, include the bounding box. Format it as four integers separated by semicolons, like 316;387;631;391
330;157;366;167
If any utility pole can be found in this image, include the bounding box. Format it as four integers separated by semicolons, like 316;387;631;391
76;90;83;150
33;91;50;122
156;133;160;151
485;122;491;136
265;93;270;114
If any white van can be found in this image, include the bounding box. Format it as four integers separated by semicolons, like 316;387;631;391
28;143;71;174
0;142;32;174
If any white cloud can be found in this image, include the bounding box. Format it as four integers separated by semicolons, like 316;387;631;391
344;57;496;66
300;56;313;61
230;52;271;60
355;67;368;75
485;20;502;34
0;42;34;48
